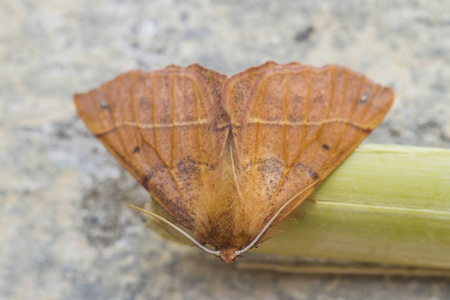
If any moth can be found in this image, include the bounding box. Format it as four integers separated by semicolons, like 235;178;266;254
74;61;394;262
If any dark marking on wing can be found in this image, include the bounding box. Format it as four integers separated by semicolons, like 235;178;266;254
99;100;110;110
141;169;154;190
308;169;320;180
349;122;372;133
94;127;118;138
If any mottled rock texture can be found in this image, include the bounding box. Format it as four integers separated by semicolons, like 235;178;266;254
1;0;449;299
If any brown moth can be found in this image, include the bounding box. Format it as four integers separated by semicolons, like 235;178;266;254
74;61;394;262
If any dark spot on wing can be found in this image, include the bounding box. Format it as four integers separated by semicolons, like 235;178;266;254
348;122;372;133
139;97;152;109
94;127;117;138
99;100;110;110
176;158;197;177
133;146;140;154
313;94;324;103
293;95;302;103
175;156;215;182
141;169;154;190
187;157;214;171
256;157;284;175
322;144;330;151
308;169;320;180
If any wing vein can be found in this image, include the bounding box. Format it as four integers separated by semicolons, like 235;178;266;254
164;75;190;202
332;76;365;154
268;74;291;211
194;81;206;186
361;86;381;126
272;69;337;211
171;74;176;169
129;74;172;177
130;75;168;168
252;80;267;186
104;81;132;162
283;74;289;164
297;68;336;179
302;69;311;147
329;70;350;155
152;74;159;152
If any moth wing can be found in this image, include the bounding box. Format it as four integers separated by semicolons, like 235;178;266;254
74;65;229;229
224;62;394;227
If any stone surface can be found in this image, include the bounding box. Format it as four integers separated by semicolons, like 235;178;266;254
1;0;449;299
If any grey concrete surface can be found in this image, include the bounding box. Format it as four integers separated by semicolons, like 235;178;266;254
1;0;449;299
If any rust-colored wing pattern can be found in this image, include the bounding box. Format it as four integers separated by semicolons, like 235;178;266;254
223;62;394;225
75;61;394;261
74;65;228;228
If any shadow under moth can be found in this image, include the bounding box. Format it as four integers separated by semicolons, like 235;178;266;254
74;61;394;262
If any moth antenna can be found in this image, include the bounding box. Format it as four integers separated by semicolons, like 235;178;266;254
236;179;320;256
229;144;243;201
127;203;221;257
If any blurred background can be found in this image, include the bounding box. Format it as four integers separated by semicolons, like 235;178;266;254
1;0;449;299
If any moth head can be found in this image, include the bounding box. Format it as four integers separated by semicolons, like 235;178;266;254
219;247;238;263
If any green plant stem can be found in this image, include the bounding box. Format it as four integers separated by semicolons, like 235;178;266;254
253;144;450;269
